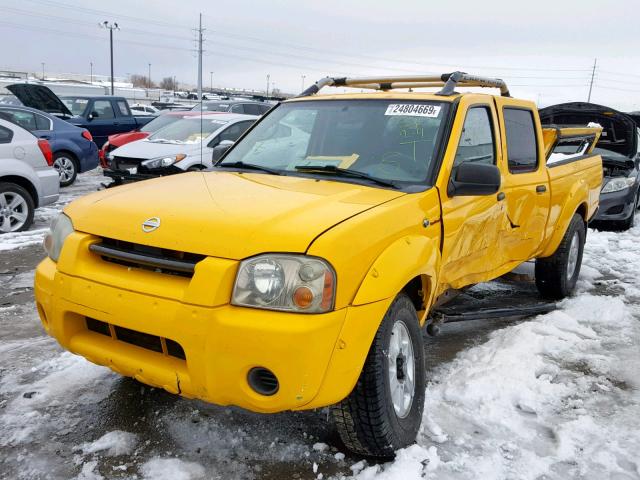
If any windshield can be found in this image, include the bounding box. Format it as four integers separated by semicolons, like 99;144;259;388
140;114;182;133
148;117;228;144
61;97;89;115
220;100;448;184
192;102;230;112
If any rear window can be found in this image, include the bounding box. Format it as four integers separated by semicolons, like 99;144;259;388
140;114;181;133
35;113;51;130
504;108;538;173
148;117;228;144
117;100;131;116
61;98;89;115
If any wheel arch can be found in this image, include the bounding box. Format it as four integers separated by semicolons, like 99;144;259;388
539;197;589;258
0;175;38;207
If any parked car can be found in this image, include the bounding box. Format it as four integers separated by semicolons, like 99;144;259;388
540;102;640;230
0;118;58;232
35;72;603;456
0;105;99;187
99;111;207;167
191;99;272;115
6;84;155;148
130;104;160;116
150;101;190;111
104;112;257;185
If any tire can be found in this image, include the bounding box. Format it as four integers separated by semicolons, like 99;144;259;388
331;293;425;458
53;152;78;187
535;213;585;299
187;165;205;172
0;182;35;233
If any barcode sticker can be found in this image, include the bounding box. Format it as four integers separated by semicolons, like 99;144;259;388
384;104;441;117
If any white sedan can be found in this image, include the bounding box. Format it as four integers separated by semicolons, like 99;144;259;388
106;113;257;175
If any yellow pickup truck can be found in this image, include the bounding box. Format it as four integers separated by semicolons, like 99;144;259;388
35;72;603;457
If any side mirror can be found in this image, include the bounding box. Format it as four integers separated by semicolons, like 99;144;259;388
211;139;234;162
448;162;501;197
88;111;99;120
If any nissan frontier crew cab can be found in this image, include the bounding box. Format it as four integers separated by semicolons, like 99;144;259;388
35;72;603;457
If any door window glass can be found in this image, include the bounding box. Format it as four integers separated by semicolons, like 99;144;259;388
217;121;255;143
35;114;51;130
504;108;538;173
117;101;131;116
0;125;13;143
243;104;262;115
0;110;37;131
230;104;245;114
92;100;115;119
453;107;495;167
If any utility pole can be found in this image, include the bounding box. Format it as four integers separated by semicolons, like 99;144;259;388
587;58;597;103
90;62;93;84
41;63;45;81
210;71;213;92
148;63;152;89
266;74;270;97
196;13;204;100
301;75;306;91
173;75;177;95
101;21;119;95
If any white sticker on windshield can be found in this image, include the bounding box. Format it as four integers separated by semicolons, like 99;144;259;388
384;104;441;117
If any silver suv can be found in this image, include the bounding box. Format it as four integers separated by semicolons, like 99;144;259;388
0;118;59;233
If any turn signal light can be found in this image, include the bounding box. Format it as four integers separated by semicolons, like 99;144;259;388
81;130;93;142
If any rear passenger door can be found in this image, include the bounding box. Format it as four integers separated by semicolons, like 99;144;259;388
114;100;137;133
495;99;550;259
87;100;117;146
437;98;508;288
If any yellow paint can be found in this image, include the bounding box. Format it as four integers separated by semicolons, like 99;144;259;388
35;89;602;413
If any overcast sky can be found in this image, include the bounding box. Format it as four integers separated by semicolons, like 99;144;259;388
2;0;640;110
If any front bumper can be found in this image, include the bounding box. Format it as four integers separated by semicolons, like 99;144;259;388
593;185;638;222
34;233;387;412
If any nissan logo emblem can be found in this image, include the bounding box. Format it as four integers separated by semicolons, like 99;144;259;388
142;217;161;232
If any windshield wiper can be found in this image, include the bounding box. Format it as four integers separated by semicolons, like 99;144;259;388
294;164;398;188
216;161;282;175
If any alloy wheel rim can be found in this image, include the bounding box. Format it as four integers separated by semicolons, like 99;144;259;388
0;192;28;232
54;157;75;182
567;232;580;281
387;320;415;418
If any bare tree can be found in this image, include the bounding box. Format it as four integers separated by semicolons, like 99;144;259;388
130;74;155;88
159;77;176;90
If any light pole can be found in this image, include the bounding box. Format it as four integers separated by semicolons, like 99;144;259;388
266;74;270;97
301;75;306;91
148;63;151;89
90;62;93;84
100;21;119;95
173;75;177;95
41;63;45;81
210;71;213;92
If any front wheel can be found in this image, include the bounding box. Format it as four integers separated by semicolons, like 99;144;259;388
535;213;585;299
331;294;425;457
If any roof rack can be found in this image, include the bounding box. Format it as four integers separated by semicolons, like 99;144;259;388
297;71;510;98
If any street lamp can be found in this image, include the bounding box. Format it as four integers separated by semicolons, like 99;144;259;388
266;74;270;97
210;71;214;92
90;62;93;84
148;63;152;89
41;63;45;81
301;75;306;91
100;21;120;95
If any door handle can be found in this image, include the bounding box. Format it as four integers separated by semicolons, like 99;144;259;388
536;185;547;193
497;192;505;201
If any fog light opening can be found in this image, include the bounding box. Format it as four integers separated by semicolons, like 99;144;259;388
247;367;279;396
36;303;49;329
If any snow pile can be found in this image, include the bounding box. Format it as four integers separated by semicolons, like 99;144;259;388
353;225;640;479
77;430;138;456
140;458;206;480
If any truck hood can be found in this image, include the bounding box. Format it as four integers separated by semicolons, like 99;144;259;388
6;83;73;117
111;139;205;160
65;171;405;259
539;102;637;159
107;131;150;148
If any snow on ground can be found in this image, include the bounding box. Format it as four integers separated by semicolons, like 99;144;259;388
353;224;640;480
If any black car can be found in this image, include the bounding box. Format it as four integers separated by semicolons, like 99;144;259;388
540;102;640;230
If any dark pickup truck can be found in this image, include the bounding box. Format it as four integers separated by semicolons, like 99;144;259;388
7;84;155;147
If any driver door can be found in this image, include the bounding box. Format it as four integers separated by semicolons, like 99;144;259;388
436;98;508;290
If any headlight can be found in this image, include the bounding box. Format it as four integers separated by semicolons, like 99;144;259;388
232;254;336;313
141;153;187;169
601;176;636;193
43;213;74;262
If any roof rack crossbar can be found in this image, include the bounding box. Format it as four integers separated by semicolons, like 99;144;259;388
297;71;510;98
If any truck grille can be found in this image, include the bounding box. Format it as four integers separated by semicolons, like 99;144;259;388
89;237;205;277
86;317;186;360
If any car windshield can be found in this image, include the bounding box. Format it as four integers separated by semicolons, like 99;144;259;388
192;102;230;112
148;117;228;144
61;97;89;115
140;114;182;133
219;100;448;185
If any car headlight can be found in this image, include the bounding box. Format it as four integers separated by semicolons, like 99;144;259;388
601;176;636;193
141;153;187;169
232;254;336;313
43;213;74;262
